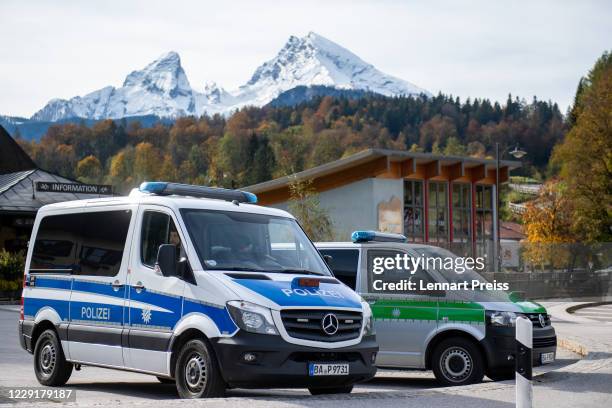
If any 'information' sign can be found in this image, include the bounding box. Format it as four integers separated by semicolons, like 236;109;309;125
36;182;112;195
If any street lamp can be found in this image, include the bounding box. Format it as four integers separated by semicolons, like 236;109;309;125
495;142;527;272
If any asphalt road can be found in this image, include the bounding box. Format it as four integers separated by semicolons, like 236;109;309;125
0;305;586;407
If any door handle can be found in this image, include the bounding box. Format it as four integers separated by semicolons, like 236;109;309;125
132;281;145;293
111;280;124;292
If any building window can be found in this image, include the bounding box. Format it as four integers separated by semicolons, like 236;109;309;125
475;185;494;260
428;181;448;243
403;180;424;242
452;183;471;244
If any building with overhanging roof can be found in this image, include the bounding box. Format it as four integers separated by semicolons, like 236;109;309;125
246;148;521;262
0;125;112;252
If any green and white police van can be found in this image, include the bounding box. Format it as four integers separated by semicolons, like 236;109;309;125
316;231;557;386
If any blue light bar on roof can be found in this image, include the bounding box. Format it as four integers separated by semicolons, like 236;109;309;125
351;230;407;243
139;182;258;204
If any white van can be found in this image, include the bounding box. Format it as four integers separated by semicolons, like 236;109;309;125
18;182;377;398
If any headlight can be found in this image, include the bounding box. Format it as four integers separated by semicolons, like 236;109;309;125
487;311;518;327
361;301;376;336
227;300;278;335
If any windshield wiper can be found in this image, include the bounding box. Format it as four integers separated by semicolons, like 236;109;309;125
272;269;325;276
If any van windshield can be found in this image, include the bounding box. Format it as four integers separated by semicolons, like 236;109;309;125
180;209;331;276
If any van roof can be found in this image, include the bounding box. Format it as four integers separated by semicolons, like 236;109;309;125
38;189;294;219
315;241;438;251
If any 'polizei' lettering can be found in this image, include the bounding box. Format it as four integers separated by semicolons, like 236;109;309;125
281;288;344;298
81;306;111;320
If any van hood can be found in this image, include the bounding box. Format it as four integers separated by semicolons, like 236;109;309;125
475;291;547;313
212;272;363;311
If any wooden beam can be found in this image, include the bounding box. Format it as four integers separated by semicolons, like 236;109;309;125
417;160;440;180
440;162;464;181
466;164;486;183
257;156;389;205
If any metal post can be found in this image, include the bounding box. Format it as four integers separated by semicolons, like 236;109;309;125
495;142;500;272
515;316;533;408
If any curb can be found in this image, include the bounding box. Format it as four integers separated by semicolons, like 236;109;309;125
566;301;612;314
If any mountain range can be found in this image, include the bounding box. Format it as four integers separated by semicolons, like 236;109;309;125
3;32;430;138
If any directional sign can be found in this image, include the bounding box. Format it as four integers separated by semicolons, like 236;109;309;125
36;182;113;195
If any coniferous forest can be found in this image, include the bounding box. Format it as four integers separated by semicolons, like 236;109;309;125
17;93;566;194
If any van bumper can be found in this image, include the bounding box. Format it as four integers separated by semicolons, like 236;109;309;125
18;319;34;353
211;332;378;388
481;325;557;373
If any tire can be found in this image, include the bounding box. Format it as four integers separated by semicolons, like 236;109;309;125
33;329;73;386
308;385;353;395
431;337;484;386
487;370;515;381
174;339;225;398
157;376;175;384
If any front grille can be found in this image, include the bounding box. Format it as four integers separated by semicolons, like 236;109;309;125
533;336;557;348
525;313;551;327
280;309;362;342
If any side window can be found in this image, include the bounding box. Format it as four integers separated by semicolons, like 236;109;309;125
141;211;182;267
319;249;359;289
366;249;434;294
30;213;81;273
77;210;132;277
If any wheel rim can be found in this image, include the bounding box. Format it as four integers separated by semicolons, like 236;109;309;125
39;341;57;377
184;352;207;393
440;346;472;382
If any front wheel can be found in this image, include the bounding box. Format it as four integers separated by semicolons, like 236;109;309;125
33;329;73;386
174;339;225;398
308;385;353;395
431;337;484;386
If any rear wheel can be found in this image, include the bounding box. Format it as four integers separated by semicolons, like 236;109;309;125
33;329;73;386
308;385;353;395
174;339;225;398
432;337;484;386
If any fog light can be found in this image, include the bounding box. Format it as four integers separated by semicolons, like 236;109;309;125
371;352;377;363
243;352;258;363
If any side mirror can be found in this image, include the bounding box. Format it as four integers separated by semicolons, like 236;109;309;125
156;244;178;277
323;254;333;266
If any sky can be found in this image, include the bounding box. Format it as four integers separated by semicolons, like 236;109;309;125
1;0;610;118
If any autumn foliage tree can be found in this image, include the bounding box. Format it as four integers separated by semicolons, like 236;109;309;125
287;177;334;242
551;51;612;242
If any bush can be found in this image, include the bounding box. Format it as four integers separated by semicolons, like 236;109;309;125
0;250;25;291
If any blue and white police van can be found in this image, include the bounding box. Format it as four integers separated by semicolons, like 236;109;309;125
18;182;377;398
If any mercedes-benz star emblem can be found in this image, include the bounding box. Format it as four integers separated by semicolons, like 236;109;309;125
321;313;339;336
538;314;546;328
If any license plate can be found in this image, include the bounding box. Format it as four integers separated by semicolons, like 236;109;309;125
541;352;555;364
308;363;349;376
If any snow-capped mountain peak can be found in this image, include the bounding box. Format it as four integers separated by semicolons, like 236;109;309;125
122;51;191;96
232;32;429;109
29;33;429;122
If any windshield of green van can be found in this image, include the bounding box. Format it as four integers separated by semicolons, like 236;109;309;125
180;209;331;276
413;246;488;284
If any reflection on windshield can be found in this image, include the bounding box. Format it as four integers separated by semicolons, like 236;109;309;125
180;209;330;276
